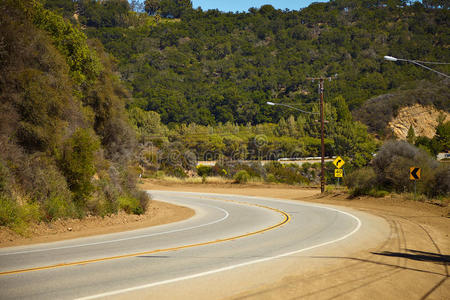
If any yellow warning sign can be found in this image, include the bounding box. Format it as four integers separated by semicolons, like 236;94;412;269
333;156;345;169
335;169;343;178
409;167;421;180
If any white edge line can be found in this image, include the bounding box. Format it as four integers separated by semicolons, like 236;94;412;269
75;205;362;300
0;202;229;256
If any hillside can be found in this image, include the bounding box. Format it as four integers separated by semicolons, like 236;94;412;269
354;80;449;137
0;0;148;232
33;0;449;177
75;0;450;125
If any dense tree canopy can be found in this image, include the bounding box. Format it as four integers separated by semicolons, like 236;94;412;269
76;0;450;126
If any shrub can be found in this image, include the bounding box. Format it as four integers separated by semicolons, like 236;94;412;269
234;170;250;183
373;140;439;193
0;194;41;234
118;195;144;215
19;201;41;224
59;128;100;208
429;166;450;197
118;190;149;215
43;194;76;221
0;194;19;227
264;162;309;185
98;179;120;215
345;167;377;197
368;189;390;198
0;161;10;194
197;164;212;177
21;156;76;220
134;190;150;213
163;166;187;178
266;173;277;183
221;161;264;179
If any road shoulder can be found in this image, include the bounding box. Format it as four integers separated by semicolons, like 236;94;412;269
0;199;194;248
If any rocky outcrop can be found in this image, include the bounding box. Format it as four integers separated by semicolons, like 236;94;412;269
388;104;449;140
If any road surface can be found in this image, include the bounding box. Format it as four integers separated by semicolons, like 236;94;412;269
0;191;385;299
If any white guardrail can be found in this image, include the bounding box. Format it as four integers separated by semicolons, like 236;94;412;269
197;157;336;166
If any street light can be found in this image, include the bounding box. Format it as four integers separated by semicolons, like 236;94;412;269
384;56;449;79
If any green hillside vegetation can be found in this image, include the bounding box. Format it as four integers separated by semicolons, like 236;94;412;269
0;0;148;233
131;95;377;169
79;0;449;126
41;0;448;195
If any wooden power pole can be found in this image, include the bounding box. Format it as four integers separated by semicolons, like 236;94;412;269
307;75;336;193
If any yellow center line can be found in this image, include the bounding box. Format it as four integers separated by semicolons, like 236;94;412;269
0;200;290;276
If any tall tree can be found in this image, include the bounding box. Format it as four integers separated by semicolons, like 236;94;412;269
406;125;416;144
144;0;160;15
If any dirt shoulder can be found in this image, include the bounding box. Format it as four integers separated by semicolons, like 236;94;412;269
0;199;194;248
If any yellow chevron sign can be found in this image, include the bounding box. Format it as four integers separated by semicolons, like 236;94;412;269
410;167;421;180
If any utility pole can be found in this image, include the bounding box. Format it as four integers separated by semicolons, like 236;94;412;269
307;75;336;193
319;78;325;193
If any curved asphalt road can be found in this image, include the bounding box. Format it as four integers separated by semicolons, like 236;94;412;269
0;191;362;299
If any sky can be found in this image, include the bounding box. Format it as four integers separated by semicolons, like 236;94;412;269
191;1;329;13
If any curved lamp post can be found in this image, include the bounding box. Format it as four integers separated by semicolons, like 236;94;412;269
384;56;449;79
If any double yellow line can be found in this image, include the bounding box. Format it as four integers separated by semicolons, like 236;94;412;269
0;200;290;276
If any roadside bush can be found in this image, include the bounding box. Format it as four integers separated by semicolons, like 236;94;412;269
266;173;277;183
429;166;450;198
348;141;448;199
368;189;390;198
0;161;10;195
136;190;150;212
196;165;212;177
0;194;19;227
372;141;439;193
21;156;76;220
234;170;250;183
88;178;120;217
59;128;100;209
19;201;41;224
345;167;377;197
211;164;227;177
43;194;76;221
0;194;41;233
163;166;187;178
264;162;309;185
221;161;264;179
118;194;144;215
